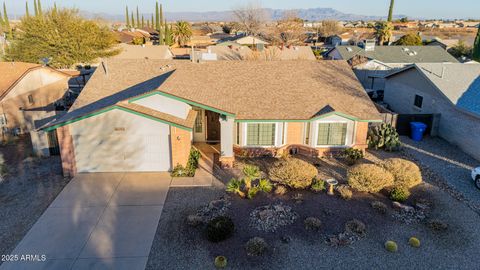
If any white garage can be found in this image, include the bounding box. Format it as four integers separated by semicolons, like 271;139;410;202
70;109;172;173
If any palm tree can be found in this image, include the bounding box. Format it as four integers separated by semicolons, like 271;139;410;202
375;21;393;45
172;21;192;47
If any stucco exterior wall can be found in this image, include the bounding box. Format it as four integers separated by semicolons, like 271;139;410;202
57;125;76;177
385;69;480;161
132;94;192;119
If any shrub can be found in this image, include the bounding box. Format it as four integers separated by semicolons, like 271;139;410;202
311;178;326;192
247;186;260;200
245;237;268;256
258;179;273;193
269;158;317;189
427;219;448;231
304;217;322;231
171;148;201;177
206;216;235;242
226;178;246;198
243;164;261;190
367;123;401;151
385;241;398;252
343;148;364;165
214;256;227;268
371;201;388;214
383;158;422;188
389;186;411;202
409;237;421;248
345;219;366;237
274;185;287;195
347;164;394;193
337;185;353;200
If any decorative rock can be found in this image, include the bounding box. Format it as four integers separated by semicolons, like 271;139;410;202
304;217;322;231
186;214;203;227
281;235;292;244
250;204;298;232
196;198;231;222
392;201;414;212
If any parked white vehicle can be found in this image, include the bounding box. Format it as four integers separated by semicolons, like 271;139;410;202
473;167;480;189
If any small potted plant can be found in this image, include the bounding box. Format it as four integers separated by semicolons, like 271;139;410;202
214;256;227;268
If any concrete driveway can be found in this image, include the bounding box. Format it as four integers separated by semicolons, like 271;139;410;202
0;173;171;270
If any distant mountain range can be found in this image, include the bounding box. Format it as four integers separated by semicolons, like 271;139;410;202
80;8;408;22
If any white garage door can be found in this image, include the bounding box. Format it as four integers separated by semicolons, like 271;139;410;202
72;109;172;173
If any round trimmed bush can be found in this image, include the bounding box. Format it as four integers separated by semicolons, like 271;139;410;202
409;237;421;248
389;186;411;202
337;185;353;200
206;216;234;243
347;164;394;193
383;158;422;188
385;241;398;252
245;237;268;256
304;217;322;231
269;158;317;189
214;256;227;268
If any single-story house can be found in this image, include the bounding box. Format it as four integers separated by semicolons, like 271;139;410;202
384;62;480;161
426;38;460;50
218;35;270;48
0;62;76;156
326;44;459;94
42;60;381;176
197;45;316;61
113;43;174;60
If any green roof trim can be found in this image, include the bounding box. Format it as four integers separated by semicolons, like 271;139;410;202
43;106;193;132
235;112;382;123
129;91;236;117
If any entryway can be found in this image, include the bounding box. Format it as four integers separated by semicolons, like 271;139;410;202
192;108;221;144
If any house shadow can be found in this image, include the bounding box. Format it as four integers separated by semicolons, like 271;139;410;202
456;75;480;117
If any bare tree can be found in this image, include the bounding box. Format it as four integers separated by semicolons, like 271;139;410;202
270;11;306;45
232;1;268;36
317;20;344;38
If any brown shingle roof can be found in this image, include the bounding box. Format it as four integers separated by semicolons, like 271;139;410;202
47;59;381;128
0;62;72;101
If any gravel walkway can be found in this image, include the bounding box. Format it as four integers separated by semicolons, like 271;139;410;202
400;136;480;211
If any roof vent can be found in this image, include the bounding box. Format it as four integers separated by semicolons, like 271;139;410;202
402;47;410;52
346;47;353;52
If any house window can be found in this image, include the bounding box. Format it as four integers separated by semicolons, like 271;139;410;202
317;123;347;146
246;123;276;146
414;95;423;108
193;108;203;133
304;122;311;145
28;95;34;104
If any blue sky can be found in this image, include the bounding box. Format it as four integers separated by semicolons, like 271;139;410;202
3;0;479;19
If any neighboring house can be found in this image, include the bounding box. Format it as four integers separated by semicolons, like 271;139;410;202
218;35;270;48
384;63;480;161
115;30;151;44
0;62;75;156
326;43;459;94
112;43;174;60
42;60;381;176
197;45;316;61
426;38;459;50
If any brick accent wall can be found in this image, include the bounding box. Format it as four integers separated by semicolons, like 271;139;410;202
286;122;304;145
57;125;76;177
170;127;192;168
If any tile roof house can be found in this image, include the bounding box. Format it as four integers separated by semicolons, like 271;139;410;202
384;62;480;161
0;62;76;156
42;59;381;176
326;44;459;93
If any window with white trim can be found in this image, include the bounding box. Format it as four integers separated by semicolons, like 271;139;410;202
246;123;276;146
317;123;347;146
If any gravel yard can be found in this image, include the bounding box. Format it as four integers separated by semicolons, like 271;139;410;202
146;151;480;270
0;137;70;260
401;136;480;211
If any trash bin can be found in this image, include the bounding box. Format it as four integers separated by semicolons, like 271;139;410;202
410;122;427;141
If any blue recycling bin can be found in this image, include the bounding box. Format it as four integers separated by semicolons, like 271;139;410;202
410;122;427;141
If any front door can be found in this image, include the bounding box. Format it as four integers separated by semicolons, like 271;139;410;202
206;111;220;142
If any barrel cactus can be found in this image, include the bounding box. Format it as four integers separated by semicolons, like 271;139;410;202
367;123;401;151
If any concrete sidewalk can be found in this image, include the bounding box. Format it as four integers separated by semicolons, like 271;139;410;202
0;173;171;270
